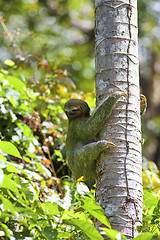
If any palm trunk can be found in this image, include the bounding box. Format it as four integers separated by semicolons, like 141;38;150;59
95;0;143;238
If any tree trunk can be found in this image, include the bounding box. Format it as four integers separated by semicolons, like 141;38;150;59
95;0;143;239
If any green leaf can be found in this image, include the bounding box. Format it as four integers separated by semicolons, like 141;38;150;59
21;168;43;180
17;122;33;138
6;75;26;92
6;163;18;173
83;197;111;228
4;59;15;67
14;176;38;204
143;190;158;209
42;227;58;240
25;150;37;159
132;232;154;240
0;141;22;159
0;154;7;162
42;202;61;215
102;228;126;240
54;149;63;162
62;211;104;240
23;157;31;163
1;223;11;238
1;197;16;214
5;87;20;106
1;175;20;195
35;162;51;177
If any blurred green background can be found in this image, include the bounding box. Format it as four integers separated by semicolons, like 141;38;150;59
0;0;95;91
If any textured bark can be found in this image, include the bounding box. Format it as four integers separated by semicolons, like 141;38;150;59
95;0;143;239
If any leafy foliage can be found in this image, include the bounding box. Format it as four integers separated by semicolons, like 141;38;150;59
0;151;111;239
0;62;159;240
0;51;109;238
0;0;95;92
0;18;100;239
138;160;160;238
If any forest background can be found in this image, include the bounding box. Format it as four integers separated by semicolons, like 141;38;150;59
0;0;160;239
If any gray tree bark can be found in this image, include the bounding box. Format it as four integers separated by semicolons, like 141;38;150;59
95;0;143;239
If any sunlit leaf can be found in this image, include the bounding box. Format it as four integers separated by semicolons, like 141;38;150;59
62;211;104;240
151;173;160;190
54;149;63;162
102;228;126;239
5;87;20;106
143;190;158;209
42;202;61;215
0;141;22;159
0;154;7;162
4;59;15;67
6;75;26;92
142;170;150;188
132;232;154;240
1;197;16;214
21;168;43;180
35;162;51;177
83;197;111;228
0;174;19;195
6;163;18;173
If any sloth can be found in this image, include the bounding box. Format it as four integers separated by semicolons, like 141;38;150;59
64;92;127;188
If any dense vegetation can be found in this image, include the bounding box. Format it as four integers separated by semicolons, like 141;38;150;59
0;0;160;239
